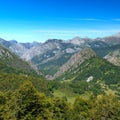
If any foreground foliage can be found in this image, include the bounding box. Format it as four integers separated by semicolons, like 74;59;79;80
0;81;120;120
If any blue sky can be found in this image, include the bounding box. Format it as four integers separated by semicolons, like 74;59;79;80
0;0;120;42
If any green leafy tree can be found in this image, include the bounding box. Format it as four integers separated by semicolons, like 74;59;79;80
51;98;72;120
92;94;120;120
0;91;7;120
3;81;52;120
73;97;93;119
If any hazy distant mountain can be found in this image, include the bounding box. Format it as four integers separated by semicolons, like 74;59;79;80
22;39;82;61
105;48;120;66
0;45;38;75
55;54;120;85
102;32;120;45
53;48;96;79
65;36;91;46
21;33;120;63
0;32;120;77
26;36;120;76
24;39;83;75
89;41;120;58
0;38;40;56
0;38;13;47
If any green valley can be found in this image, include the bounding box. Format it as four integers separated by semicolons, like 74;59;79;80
0;38;120;120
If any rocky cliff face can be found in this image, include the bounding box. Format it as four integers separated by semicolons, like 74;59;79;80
21;39;82;61
53;48;96;79
0;38;40;56
102;32;120;45
1;33;120;77
104;49;120;66
27;39;83;75
1;33;120;61
0;45;13;59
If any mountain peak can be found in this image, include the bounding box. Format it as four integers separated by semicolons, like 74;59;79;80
68;36;90;45
45;39;63;44
72;36;81;40
112;32;120;38
54;48;96;79
0;45;13;59
10;40;18;44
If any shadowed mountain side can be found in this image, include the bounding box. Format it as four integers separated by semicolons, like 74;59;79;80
53;48;96;79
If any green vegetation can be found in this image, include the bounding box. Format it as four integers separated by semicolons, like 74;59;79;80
0;46;38;76
32;53;73;75
0;72;50;96
0;45;120;119
52;56;120;105
91;42;120;57
56;57;120;85
0;81;120;120
1;61;120;119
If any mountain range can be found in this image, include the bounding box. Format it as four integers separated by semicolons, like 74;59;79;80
0;33;120;118
0;45;39;76
0;32;120;78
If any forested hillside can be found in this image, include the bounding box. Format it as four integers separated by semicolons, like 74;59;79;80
0;39;120;120
0;80;120;120
56;57;120;85
0;45;40;76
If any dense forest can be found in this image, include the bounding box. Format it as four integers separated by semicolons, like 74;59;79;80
0;73;120;120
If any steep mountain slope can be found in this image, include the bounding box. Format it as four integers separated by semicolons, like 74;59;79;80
22;39;82;60
102;32;120;45
87;33;120;57
0;38;40;56
56;56;120;85
21;35;120;76
65;36;91;46
27;39;83;75
32;52;74;76
0;45;38;75
105;49;120;66
90;41;120;57
54;48;96;79
2;33;119;59
0;32;120;77
0;45;50;95
51;50;120;101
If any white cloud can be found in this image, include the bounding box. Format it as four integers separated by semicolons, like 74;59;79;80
76;18;105;21
64;18;107;22
65;18;120;22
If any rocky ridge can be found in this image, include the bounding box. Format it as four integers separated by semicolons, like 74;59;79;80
53;48;96;79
